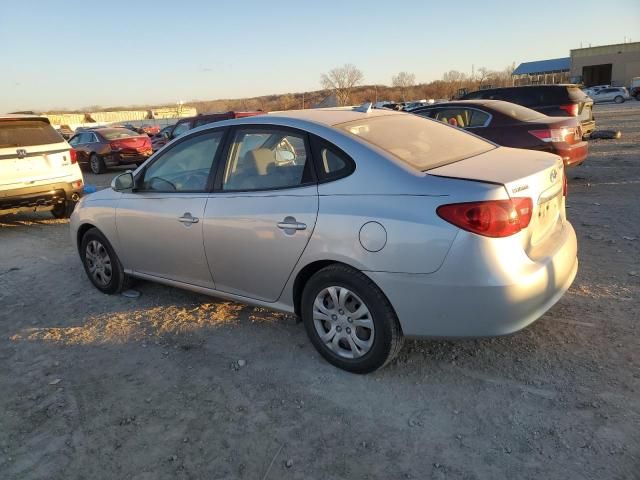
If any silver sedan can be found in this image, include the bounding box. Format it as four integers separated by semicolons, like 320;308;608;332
70;107;578;373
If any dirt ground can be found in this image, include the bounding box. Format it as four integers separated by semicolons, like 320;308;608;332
1;104;639;480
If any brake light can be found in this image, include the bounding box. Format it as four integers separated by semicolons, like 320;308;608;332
559;104;579;116
436;198;533;238
69;149;77;164
529;127;576;144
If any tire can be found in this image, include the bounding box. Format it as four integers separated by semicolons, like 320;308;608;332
51;201;74;219
89;153;106;174
301;264;403;373
80;227;129;294
614;95;624;104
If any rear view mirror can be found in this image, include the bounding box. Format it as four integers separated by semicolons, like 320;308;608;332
111;172;134;191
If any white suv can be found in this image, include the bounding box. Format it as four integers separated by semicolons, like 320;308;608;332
0;115;84;218
591;87;631;104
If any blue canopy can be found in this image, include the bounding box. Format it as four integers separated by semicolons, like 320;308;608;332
513;58;570;75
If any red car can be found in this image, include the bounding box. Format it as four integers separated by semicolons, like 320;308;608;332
411;100;588;167
69;127;153;174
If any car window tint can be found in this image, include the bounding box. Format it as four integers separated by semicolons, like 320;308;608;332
172;122;191;138
141;131;223;192
68;135;79;146
467;109;491;127
0;120;63;148
223;129;310;191
79;133;92;144
433;108;475;128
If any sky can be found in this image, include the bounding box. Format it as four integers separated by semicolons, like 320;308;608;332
1;0;638;112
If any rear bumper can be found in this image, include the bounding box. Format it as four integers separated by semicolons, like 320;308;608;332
555;141;589;167
581;120;596;136
0;180;84;215
105;152;151;167
366;221;578;338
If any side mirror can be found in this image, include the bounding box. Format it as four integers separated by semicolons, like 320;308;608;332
111;171;134;191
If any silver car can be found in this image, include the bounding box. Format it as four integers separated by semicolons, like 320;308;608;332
70;107;578;373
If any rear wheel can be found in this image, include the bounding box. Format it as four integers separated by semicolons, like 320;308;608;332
614;95;624;104
89;153;106;174
80;228;129;294
51;201;74;219
301;264;403;373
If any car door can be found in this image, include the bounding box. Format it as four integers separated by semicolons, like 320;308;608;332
116;129;226;288
202;126;319;302
68;132;92;164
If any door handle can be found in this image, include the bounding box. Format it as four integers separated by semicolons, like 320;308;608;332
277;217;306;231
178;213;199;224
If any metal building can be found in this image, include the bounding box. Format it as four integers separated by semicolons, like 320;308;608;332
570;42;640;87
512;58;571;86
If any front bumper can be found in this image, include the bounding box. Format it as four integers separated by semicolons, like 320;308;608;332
0;180;84;215
366;221;578;338
555;141;589;167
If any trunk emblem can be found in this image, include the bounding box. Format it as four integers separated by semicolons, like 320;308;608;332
550;169;558;183
16;149;27;159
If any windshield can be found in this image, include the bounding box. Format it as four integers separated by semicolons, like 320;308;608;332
99;128;142;140
337;114;494;171
0;120;63;148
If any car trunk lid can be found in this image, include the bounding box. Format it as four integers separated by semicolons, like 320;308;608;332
428;147;565;251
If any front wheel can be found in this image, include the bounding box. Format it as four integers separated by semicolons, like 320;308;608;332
614;95;624;104
80;227;129;294
301;264;403;373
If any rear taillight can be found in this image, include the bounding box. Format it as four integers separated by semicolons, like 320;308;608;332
110;142;121;151
559;104;579;116
69;149;77;164
563;168;568;197
529;127;576;144
436;198;533;238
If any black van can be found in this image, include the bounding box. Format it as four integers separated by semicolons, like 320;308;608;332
460;85;595;137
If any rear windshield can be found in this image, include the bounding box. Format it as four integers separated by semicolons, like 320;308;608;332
338;114;494;171
489;102;545;121
99;128;141;140
0;120;63;148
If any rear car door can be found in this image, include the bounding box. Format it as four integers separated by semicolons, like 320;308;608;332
203;126;318;302
116;129;226;288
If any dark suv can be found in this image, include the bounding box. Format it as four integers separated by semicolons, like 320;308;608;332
460;85;595;138
151;111;264;151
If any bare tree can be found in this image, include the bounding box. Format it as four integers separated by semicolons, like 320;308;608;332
475;67;491;87
391;71;416;101
442;70;468;98
320;64;364;106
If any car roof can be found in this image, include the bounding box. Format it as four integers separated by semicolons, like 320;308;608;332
414;99;513;108
0;114;49;121
268;107;405;126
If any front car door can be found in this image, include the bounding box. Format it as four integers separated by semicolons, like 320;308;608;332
68;132;92;164
116;129;226;288
203;126;319;302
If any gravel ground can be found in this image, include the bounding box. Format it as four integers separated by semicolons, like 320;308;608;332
1;104;638;479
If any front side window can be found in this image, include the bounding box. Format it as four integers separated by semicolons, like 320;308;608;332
222;129;311;191
140;131;223;192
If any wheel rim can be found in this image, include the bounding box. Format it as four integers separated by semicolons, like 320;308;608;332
90;157;100;173
312;286;374;359
85;239;112;286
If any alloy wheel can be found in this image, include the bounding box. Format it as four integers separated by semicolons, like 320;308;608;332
85;239;112;286
312;286;374;359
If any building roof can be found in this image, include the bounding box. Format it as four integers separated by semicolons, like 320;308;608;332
513;57;570;75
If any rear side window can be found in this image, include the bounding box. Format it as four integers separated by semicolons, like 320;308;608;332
338;114;494;171
310;136;355;181
0;120;63;148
